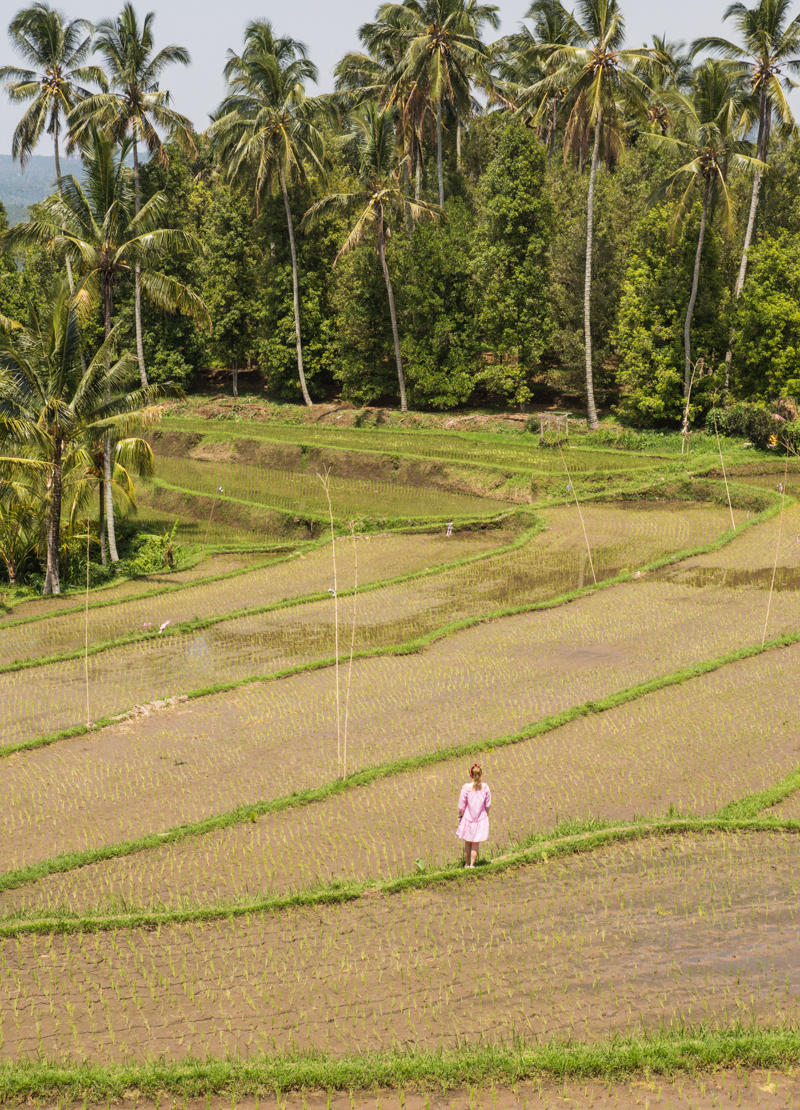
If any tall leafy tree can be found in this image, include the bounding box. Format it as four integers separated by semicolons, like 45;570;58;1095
69;2;194;387
5;134;207;563
208;20;326;407
645;61;762;395
693;0;800;299
0;282;163;595
304;104;440;412
473;122;553;404
0;2;105;293
522;0;652;428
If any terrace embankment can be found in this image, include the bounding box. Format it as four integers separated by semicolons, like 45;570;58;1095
1;832;798;1062
0;501;735;747
4;557;800;875
4;638;800;915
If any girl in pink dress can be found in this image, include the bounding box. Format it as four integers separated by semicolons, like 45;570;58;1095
457;763;491;867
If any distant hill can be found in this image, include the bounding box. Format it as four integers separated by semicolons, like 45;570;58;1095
0;154;85;224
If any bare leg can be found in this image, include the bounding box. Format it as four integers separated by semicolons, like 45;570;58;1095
463;839;470;866
470;843;479;867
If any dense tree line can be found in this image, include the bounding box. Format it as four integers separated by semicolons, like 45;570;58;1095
2;0;800;591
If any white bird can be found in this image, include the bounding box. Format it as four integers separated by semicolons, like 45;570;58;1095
328;588;336;598
158;620;171;634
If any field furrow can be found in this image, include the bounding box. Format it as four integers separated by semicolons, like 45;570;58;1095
0;502;734;746
0;528;515;664
2;567;800;874
5;642;800;916
1;832;798;1062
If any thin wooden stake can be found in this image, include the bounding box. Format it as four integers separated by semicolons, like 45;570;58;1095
84;520;91;727
558;442;596;585
342;520;359;780
762;449;789;647
317;469;341;776
712;408;736;532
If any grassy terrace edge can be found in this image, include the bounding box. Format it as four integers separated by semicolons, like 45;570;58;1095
0;487;783;757
3;1025;800;1099
3;626;800;923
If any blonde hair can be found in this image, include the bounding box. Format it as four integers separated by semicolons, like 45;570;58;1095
470;763;483;790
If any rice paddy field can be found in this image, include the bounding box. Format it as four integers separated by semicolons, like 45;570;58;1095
4;409;800;1110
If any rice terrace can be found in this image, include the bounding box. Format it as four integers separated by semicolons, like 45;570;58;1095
8;0;800;1103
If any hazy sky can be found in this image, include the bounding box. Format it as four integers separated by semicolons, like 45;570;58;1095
0;0;785;155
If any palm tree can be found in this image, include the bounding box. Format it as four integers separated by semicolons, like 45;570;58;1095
370;0;499;206
303;104;441;412
208;20;327;407
0;2;106;293
0;479;38;586
638;36;694;134
644;61;763;396
0;282;167;595
496;0;585;158
4;134;207;564
521;0;653;428
693;0;800;300
68;3;194;388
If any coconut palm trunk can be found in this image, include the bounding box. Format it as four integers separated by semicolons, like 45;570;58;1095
52;121;77;298
102;288;120;563
377;224;408;413
43;436;64;595
132;141;149;388
436;100;444;206
456;115;461;170
279;167;312;406
583;115;602;430
684;178;712;396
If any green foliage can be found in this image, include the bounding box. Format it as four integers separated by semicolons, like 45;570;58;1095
402;198;478;409
614;204;728;426
732;231;800;401
707;402;780;449
473;123;553;404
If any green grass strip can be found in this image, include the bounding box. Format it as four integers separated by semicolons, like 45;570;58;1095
7;1027;800;1099
1;815;797;937
3;618;800;915
715;767;800;819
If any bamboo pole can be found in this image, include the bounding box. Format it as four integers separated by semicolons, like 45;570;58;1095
762;449;789;647
318;469;341;775
558;442;596;586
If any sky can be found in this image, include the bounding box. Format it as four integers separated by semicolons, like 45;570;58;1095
0;0;789;155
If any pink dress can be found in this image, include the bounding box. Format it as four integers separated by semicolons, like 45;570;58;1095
457;782;491;842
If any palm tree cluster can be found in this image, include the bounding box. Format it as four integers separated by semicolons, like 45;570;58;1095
1;0;800;591
0;2;208;592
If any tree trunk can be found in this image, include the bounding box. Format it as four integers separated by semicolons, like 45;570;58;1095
98;480;106;566
684;179;711;397
548;96;557;161
583;117;602;430
103;286;119;563
280;167;312;406
132;142;148;388
378;226;407;413
725;90;769;388
436;101;444;207
401;158;412;233
43;437;63;595
415;150;421;201
53;124;76;296
456;116;461;171
232;362;238;397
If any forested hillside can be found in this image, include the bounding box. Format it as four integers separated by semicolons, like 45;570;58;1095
3;0;800;430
